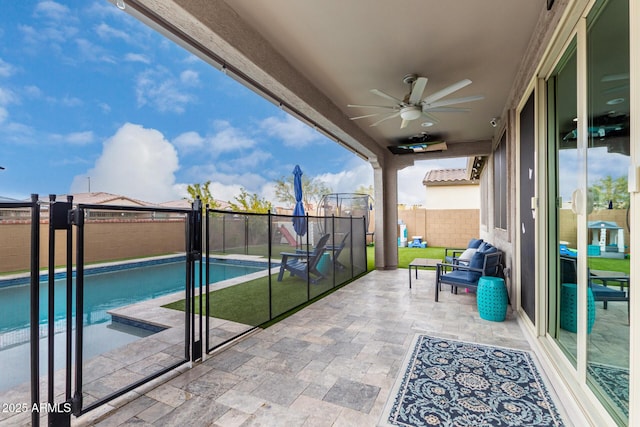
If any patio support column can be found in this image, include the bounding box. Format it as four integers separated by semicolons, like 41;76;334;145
373;160;399;270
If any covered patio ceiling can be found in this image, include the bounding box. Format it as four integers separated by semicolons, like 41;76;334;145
126;0;546;166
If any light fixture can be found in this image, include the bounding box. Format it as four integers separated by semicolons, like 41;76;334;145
421;121;434;127
400;106;422;121
116;0;125;9
607;98;624;105
490;118;498;127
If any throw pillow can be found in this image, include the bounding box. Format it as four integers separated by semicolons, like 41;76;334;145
458;248;477;261
468;238;483;249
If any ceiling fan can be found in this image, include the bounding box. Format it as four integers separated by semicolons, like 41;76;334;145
348;74;484;129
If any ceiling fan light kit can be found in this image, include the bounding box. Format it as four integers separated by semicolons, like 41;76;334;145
348;74;484;129
400;106;422;121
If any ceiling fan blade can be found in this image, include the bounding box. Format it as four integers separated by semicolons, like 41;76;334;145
408;77;428;104
425;95;484;109
370;111;401;127
421;112;440;124
400;118;410;129
422;79;472;104
423;107;471;113
370;89;404;105
347;104;397;110
350;112;382;120
601;73;629;82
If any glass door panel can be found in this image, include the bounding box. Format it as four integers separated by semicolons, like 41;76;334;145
547;38;579;366
586;0;630;423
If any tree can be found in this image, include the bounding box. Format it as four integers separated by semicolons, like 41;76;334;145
186;181;220;209
228;188;273;213
590;175;629;209
355;184;374;198
274;175;332;208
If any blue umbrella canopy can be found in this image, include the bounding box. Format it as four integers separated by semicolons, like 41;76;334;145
292;165;306;236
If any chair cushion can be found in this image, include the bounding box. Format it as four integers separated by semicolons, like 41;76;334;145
590;284;627;300
441;270;481;286
468;238;483;249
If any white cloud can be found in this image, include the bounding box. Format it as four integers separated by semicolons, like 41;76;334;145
76;38;116;63
49;131;94;145
35;1;70;21
0;87;16;123
217;150;272;173
60;95;83;107
66;131;94;145
98;102;111;113
180;70;200;86
70;123;182;202
208;120;256;154
0;58;16;78
136;66;196;113
0;87;16;105
260;114;322;148
173;131;204;151
95;22;130;42
24;85;43;98
315;158;373;194
124;53;150;64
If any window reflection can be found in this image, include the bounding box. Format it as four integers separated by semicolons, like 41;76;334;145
586;0;630;423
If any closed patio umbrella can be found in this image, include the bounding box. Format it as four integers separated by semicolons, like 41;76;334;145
292;165;307;242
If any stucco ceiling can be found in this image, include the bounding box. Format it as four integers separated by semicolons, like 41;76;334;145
129;0;547;162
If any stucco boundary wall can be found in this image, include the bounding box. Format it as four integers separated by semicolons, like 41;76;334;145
559;208;629;251
398;208;480;249
0;220;186;274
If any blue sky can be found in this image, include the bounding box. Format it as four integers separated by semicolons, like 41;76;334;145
0;1;463;206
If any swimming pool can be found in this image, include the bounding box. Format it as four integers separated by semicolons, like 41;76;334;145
1;257;266;336
0;257;267;390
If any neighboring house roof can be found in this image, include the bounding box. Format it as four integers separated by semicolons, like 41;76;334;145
0;196;21;202
63;192;153;206
159;199;231;210
422;168;478;186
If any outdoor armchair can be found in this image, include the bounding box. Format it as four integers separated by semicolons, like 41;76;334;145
444;238;484;265
435;245;502;302
278;233;331;284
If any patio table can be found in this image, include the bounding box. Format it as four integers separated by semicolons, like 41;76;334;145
408;258;441;288
590;269;629;291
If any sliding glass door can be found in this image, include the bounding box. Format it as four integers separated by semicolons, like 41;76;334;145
585;1;630;423
547;0;629;424
547;37;579;366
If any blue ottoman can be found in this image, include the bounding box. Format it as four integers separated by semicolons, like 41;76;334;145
477;276;508;322
560;283;596;333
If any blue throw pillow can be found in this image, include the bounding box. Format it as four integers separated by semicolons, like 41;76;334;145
468;238;483;249
469;251;485;269
479;244;497;255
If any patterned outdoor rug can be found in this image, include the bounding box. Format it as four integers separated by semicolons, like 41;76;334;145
588;362;629;417
380;335;565;427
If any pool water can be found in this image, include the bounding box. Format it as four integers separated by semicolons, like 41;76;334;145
1;259;264;335
0;258;265;391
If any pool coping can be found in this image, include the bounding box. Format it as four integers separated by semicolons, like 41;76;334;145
0;253;278;288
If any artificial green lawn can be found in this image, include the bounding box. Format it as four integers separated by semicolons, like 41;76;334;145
163;245;630;327
163;266;357;327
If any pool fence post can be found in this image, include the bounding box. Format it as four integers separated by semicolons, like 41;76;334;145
29;194;40;427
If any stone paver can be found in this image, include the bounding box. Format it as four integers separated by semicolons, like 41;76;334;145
69;269;572;426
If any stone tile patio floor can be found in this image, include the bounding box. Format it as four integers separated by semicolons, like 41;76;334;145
67;268;576;426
